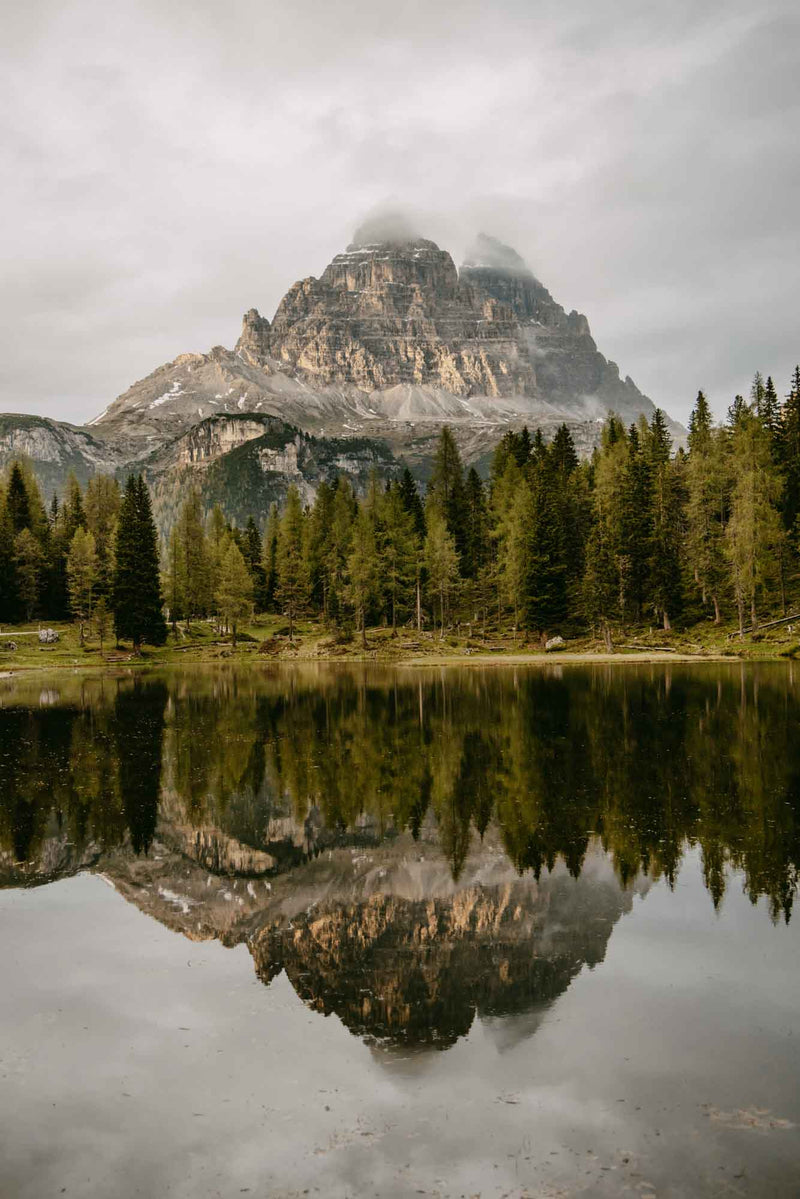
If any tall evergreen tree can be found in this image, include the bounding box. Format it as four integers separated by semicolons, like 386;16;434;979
427;427;468;559
112;475;167;650
778;366;800;540
14;529;43;621
686;400;730;623
178;489;211;624
0;501;18;622
215;539;253;647
242;516;266;612
6;463;31;535
524;454;568;642
66;527;97;645
276;484;310;641
647;412;683;630
424;511;459;634
398;468;425;539
687;390;713;453
262;503;280;612
725;410;784;633
380;484;418;634
761;376;781;447
85;475;120;598
345;506;381;647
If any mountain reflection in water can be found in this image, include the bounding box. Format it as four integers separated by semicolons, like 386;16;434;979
1;663;798;1050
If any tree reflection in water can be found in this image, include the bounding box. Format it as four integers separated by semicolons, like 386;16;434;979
1;663;798;1048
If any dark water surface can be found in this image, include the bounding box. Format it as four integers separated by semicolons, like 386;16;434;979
1;662;799;1197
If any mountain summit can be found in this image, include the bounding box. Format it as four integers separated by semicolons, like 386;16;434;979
1;226;680;517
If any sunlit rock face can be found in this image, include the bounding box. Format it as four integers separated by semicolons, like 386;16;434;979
3;224;684;510
263;238;527;399
83;226;681;482
240;231;653;429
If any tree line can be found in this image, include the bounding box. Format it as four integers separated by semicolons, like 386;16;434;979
1;364;798;646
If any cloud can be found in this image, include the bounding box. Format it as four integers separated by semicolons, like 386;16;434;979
0;0;798;424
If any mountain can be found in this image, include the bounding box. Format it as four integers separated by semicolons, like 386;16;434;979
0;413;119;495
1;225;683;514
139;413;398;534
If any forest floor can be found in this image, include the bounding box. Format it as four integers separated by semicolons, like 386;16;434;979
2;612;800;675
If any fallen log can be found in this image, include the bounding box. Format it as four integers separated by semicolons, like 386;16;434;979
727;612;800;640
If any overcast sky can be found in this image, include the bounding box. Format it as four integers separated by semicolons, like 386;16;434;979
1;0;798;426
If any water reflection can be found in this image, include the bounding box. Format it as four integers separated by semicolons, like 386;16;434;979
1;663;798;1048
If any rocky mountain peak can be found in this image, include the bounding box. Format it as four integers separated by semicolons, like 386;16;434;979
5;219;684;514
463;232;532;277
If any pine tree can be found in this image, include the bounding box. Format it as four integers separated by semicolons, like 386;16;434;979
345;506;381;647
163;525;186;629
14;529;43;621
778;366;800;538
380;484;418;634
498;480;531;635
761;376;781;447
0;497;18;623
427;427;468;560
727;394;748;430
551;424;579;476
524;455;568;643
6;463;31;534
276;485;310;641
725;410;783;633
462;468;488;582
647;412;683;630
583;516;618;650
398;468;425;539
306;482;335;612
66;527;97;645
516;426;533;467
214;539;253;647
687;390;712;453
178;489;210;625
112;476;166;650
424;510;459;635
242;516;266;612
85;475;120;598
62;473;86;540
206;504;228;603
325;478;356;625
262;503;280;612
750;371;765;412
686;407;730;623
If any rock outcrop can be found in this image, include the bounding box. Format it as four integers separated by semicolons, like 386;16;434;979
3;224;684;513
141;413;399;533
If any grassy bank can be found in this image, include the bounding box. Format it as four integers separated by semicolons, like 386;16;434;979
2;612;799;675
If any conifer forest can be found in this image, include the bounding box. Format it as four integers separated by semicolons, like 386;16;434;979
2;370;798;649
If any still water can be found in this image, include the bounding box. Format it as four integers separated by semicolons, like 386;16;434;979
1;662;799;1197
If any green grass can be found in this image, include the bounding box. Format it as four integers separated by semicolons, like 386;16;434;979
1;610;798;675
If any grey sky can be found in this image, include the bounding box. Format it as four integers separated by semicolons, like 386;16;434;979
1;0;798;426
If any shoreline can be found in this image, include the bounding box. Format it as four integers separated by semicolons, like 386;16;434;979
0;647;780;679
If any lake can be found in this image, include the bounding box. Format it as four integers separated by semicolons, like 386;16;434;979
1;662;799;1197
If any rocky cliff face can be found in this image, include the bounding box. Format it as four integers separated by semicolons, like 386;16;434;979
0;414;120;500
255;237;529;399
91;227;679;452
6;225;683;510
142;413;399;533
